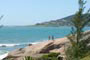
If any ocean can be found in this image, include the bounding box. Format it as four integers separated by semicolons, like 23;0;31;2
0;26;90;56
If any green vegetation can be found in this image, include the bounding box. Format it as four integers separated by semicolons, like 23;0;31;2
4;0;90;60
42;53;60;58
40;53;60;60
35;15;90;27
19;0;90;60
35;15;73;27
66;0;90;60
81;55;90;60
23;53;60;60
23;56;35;60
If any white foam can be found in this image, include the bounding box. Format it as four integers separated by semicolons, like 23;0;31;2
0;44;20;47
31;42;40;44
0;42;42;60
0;42;39;47
0;53;8;60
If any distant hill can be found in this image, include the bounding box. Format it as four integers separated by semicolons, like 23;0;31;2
35;14;90;27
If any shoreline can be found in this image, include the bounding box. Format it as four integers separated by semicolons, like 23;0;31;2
3;37;69;60
0;37;64;47
0;36;70;60
0;53;8;60
2;30;90;60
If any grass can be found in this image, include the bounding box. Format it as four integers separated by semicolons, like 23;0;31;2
81;55;90;60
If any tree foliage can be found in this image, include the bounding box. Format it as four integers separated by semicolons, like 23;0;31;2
66;0;90;60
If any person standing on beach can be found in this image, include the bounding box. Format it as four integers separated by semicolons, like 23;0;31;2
52;35;54;41
48;35;55;40
48;36;51;40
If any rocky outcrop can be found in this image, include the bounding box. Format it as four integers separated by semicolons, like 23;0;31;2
4;37;69;60
4;30;90;60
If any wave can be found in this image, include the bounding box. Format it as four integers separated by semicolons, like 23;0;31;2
0;50;8;60
0;42;42;60
0;53;8;60
0;44;21;47
0;42;40;47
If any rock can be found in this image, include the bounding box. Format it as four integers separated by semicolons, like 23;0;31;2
28;44;32;46
1;45;6;47
5;37;69;60
8;48;25;57
4;30;90;60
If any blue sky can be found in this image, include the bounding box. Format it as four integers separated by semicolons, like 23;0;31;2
0;0;90;26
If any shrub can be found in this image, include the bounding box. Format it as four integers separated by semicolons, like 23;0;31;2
23;56;35;60
40;52;60;60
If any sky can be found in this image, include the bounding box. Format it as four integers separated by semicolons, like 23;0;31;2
0;0;90;26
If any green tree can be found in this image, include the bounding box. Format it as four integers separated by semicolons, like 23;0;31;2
66;0;90;60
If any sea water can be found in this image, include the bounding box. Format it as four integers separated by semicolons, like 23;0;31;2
0;26;90;56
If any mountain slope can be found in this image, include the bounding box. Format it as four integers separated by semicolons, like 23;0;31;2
35;15;74;26
35;14;90;27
